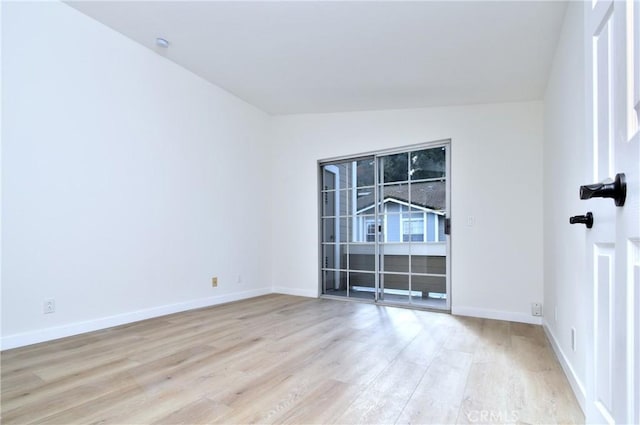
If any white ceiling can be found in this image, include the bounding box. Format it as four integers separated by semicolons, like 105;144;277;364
66;1;567;115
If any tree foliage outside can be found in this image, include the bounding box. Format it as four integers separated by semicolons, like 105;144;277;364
350;147;446;187
356;159;374;187
383;148;445;183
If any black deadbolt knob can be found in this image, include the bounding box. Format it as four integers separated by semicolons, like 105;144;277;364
579;173;626;207
569;212;594;228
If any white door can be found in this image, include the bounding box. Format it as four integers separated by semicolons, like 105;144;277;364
584;0;639;423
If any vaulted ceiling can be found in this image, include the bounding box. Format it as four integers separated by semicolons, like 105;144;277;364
67;1;567;115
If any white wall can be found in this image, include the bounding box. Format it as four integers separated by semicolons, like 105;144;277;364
1;2;272;349
271;102;544;323
1;1;549;350
542;1;587;410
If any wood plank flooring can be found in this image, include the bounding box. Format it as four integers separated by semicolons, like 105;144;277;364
0;294;584;424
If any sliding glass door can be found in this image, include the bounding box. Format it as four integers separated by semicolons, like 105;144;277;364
320;157;377;300
319;141;450;310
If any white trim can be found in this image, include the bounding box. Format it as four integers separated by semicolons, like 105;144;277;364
385;198;444;214
0;287;271;350
452;305;543;325
433;213;437;242
357;202;376;215
272;286;318;298
543;322;587;413
357;197;445;216
383;207;388;242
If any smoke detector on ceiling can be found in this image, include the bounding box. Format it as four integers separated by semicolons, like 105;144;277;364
155;37;170;48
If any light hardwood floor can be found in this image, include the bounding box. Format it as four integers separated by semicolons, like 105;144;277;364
1;294;584;424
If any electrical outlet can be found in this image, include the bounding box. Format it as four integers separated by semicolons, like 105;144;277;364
571;328;576;351
467;216;475;226
237;274;242;284
43;299;55;314
531;302;542;317
211;277;218;287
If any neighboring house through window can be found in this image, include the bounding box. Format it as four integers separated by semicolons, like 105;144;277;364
356;199;444;243
366;220;376;242
402;215;424;242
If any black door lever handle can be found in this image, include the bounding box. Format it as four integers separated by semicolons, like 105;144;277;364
579;173;626;206
569;212;593;228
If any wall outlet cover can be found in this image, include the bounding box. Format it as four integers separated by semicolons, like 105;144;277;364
43;299;55;314
531;302;542;317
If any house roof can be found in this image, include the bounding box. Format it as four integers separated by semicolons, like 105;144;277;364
357;180;446;212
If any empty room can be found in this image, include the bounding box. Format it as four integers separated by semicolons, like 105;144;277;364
1;0;638;424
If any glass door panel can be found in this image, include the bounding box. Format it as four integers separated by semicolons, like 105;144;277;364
380;273;410;304
378;151;411;304
348;244;375;271
348;271;376;300
355;158;375;187
381;152;409;183
409;147;446;180
322;270;347;294
320;142;449;310
320;157;376;300
405;145;448;309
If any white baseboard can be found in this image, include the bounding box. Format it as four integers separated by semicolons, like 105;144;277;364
0;287;272;350
272;286;318;298
543;321;586;413
452;305;543;325
0;290;549;350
